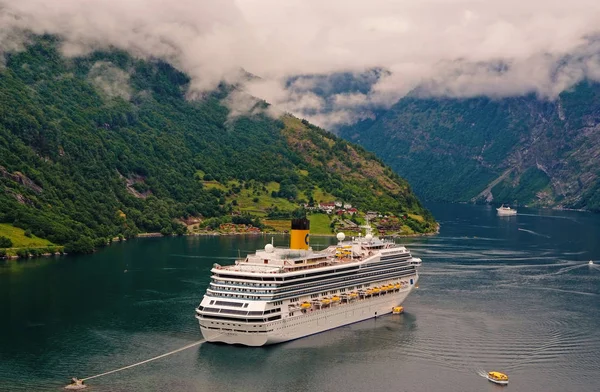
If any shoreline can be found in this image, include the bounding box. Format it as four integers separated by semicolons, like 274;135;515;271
182;228;440;239
1;226;440;261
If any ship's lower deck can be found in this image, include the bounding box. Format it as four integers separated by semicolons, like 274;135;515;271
197;280;416;346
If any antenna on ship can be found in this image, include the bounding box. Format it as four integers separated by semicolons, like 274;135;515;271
359;217;373;241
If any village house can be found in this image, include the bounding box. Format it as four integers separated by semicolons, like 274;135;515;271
318;202;336;213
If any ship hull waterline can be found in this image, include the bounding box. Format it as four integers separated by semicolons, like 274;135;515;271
198;282;415;347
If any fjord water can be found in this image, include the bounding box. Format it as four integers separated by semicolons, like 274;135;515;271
1;204;599;392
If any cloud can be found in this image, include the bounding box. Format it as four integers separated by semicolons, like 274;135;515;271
2;0;600;127
88;61;132;100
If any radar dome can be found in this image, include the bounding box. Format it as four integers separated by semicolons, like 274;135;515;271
336;232;346;242
365;234;373;241
265;243;274;253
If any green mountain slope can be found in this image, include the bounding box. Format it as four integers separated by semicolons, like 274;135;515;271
339;85;600;212
0;37;436;253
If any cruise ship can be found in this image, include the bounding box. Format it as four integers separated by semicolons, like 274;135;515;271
195;218;422;346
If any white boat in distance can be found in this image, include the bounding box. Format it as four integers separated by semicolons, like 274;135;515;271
195;218;421;346
497;205;517;216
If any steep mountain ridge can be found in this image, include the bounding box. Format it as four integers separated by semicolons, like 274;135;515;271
0;36;435;253
339;83;600;212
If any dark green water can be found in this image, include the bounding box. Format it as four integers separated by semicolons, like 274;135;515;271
1;203;599;392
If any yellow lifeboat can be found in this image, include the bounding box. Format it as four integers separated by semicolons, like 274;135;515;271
392;306;404;314
394;283;400;289
321;298;331;305
331;296;341;302
349;292;358;298
365;289;373;295
372;287;380;294
486;371;508;385
387;285;394;291
300;302;311;309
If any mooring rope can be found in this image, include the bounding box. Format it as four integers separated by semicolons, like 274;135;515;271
81;339;205;381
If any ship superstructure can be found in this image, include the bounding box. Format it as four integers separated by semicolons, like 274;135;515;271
195;218;422;346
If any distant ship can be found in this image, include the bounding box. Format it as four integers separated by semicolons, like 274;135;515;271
195;218;422;346
497;205;517;216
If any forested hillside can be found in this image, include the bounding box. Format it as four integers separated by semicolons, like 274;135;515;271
0;36;435;254
339;84;600;212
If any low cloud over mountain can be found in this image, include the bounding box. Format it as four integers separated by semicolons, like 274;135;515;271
2;0;600;127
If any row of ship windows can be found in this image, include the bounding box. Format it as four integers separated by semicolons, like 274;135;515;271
210;261;413;295
212;258;411;291
212;264;361;282
201;296;381;332
209;300;249;308
207;269;413;302
204;298;383;332
270;269;415;300
208;267;414;300
212;256;410;287
200;306;281;316
309;285;366;298
201;324;274;333
200;314;282;323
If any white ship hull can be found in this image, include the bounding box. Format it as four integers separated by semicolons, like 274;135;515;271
497;210;516;216
497;206;517;216
198;282;415;346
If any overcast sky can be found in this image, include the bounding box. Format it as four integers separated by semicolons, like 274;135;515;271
2;0;600;127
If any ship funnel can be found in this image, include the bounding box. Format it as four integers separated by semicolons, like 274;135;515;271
290;218;310;250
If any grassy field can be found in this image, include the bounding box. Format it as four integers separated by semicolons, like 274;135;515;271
311;186;335;203
200;178;339;219
308;213;333;235
408;213;425;222
0;223;54;248
400;225;415;235
263;219;291;232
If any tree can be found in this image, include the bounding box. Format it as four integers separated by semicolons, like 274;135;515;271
0;236;12;248
64;236;94;254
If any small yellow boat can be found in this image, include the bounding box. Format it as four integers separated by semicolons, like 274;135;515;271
392;306;404;314
331;296;341;302
487;371;508;385
321;298;331;305
372;287;380;294
300;302;311;309
349;292;358;298
365;289;373;295
394;283;400;289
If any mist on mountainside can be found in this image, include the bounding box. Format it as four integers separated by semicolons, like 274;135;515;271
2;0;600;127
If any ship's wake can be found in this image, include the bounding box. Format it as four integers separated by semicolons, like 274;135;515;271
517;228;550;238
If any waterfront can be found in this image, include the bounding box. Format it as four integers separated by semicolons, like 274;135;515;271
1;203;599;391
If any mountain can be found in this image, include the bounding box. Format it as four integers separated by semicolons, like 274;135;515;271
339;84;600;212
0;36;436;254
